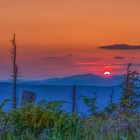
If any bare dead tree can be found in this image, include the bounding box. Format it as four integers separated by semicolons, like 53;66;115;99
72;85;77;113
11;33;18;109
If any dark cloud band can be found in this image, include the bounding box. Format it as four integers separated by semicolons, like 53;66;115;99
99;44;140;50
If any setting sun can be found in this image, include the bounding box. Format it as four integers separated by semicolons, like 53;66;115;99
104;71;111;76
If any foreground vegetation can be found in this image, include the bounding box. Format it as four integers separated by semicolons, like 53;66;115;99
0;100;139;140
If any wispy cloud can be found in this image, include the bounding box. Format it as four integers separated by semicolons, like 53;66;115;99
45;56;58;59
67;53;73;57
114;56;125;60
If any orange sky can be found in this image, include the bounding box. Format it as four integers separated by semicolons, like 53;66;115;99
0;0;140;79
1;0;140;46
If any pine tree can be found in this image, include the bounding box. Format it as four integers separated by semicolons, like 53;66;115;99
120;63;140;115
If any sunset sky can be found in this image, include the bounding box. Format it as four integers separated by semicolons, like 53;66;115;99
0;0;140;80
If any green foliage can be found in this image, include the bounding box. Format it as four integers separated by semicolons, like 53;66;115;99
0;99;11;113
9;101;66;136
104;103;118;115
81;95;98;116
103;92;119;116
0;100;139;140
45;100;66;113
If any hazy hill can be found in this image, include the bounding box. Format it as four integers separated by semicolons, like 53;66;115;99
0;73;124;112
22;74;124;86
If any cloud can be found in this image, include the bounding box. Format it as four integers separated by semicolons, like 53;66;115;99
99;44;140;50
45;56;58;59
67;53;73;57
114;56;125;59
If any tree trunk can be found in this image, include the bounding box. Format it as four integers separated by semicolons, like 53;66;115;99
11;34;18;109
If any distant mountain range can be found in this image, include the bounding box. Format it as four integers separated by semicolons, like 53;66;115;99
1;74;124;86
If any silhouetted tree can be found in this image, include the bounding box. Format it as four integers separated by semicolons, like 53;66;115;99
72;85;77;113
120;63;140;115
110;90;114;104
11;34;18;109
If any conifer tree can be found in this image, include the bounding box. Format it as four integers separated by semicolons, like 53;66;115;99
120;63;140;114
